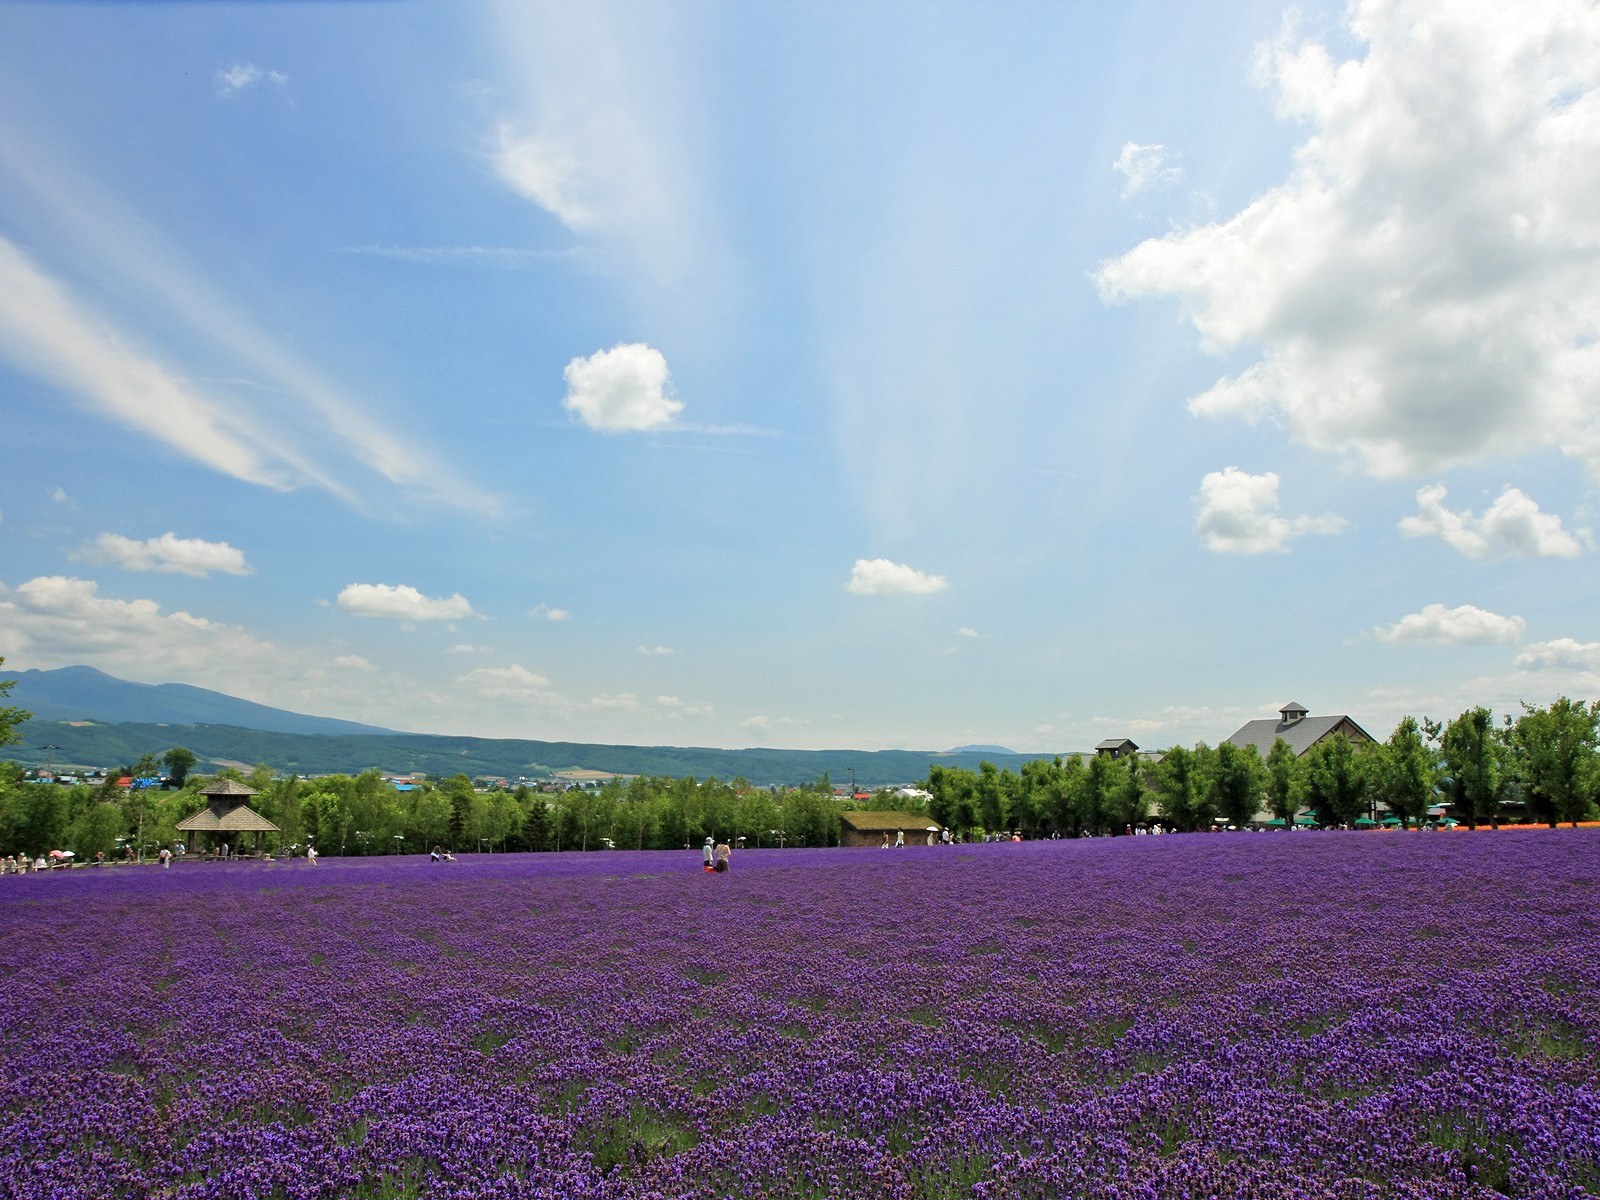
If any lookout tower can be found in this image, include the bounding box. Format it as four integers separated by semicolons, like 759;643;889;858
176;779;280;855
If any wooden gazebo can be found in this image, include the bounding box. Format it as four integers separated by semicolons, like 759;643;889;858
176;779;279;856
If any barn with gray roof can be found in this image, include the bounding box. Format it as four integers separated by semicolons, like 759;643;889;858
1224;702;1375;757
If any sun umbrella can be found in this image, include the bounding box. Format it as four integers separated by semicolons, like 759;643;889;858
925;826;940;832
48;849;75;859
1354;818;1376;828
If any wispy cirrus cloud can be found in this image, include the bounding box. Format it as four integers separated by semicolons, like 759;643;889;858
1112;142;1183;199
0;126;500;516
215;64;287;96
334;244;585;270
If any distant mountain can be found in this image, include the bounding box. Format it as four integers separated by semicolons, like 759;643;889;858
2;666;1076;787
7;720;1066;789
0;666;400;737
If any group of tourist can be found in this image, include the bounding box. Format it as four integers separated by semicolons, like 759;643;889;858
701;837;732;873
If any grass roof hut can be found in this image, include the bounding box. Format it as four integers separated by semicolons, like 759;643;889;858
840;810;943;847
176;779;279;857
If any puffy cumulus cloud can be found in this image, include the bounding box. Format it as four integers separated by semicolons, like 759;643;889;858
1515;638;1600;670
562;343;681;432
1113;142;1184;199
0;575;281;683
1097;0;1600;479
1195;467;1346;553
528;603;571;621
85;532;253;578
847;559;950;596
336;583;474;621
1399;484;1584;559
1375;602;1527;645
490;124;597;232
216;64;288;95
333;654;376;672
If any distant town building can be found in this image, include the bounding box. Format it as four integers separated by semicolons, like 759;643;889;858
1094;738;1139;759
1224;702;1375;758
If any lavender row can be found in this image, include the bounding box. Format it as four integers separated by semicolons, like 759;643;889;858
1;832;1596;1198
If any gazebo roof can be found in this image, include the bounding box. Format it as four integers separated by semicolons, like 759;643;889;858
177;804;280;833
199;778;259;798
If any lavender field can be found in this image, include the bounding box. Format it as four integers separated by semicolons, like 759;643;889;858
3;833;1598;1200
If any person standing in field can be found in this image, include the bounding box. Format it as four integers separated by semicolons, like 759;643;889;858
894;829;904;848
159;847;171;869
702;837;715;872
714;843;731;873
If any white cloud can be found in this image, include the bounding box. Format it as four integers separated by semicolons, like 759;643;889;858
1515;638;1600;670
49;488;68;504
0;238;290;490
458;663;554;697
847;558;950;596
0;575;282;683
333;654;376;672
1399;484;1583;559
1195;467;1346;554
335;244;581;270
449;643;488;654
336;583;474;621
636;644;673;656
1097;0;1600;480
586;692;640;710
562;343;681;432
957;627;982;639
85;532;253;578
657;695;714;718
216;64;288;95
0;148;498;514
490;124;597;231
1113;142;1184;199
528;603;570;621
1375;603;1527;645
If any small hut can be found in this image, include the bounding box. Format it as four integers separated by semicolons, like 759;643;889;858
839;810;943;847
176;779;280;856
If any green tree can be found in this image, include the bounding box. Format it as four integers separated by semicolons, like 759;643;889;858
1304;734;1366;827
0;658;31;747
70;801;125;860
1210;741;1264;828
1262;739;1305;827
1440;707;1501;829
1372;716;1435;828
1152;745;1206;831
1513;697;1599;828
163;747;197;789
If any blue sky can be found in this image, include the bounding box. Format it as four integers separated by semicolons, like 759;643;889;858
2;0;1598;752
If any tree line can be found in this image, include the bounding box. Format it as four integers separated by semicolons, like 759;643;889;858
925;700;1600;835
2;657;1597;859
